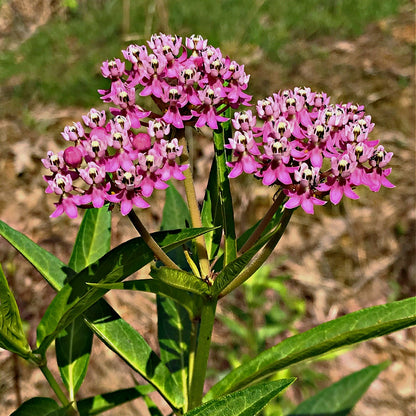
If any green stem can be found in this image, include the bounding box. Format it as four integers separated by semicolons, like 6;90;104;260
219;209;294;298
39;364;78;415
188;300;217;410
127;210;180;270
179;131;211;279
239;191;285;255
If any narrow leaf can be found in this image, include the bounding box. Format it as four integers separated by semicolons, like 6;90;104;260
0;219;74;290
88;279;200;318
151;266;211;296
213;112;237;266
83;300;184;410
187;379;295;416
68;207;111;272
57;207;111;397
210;225;280;297
0;218;183;410
158;183;193;404
201;157;223;260
77;384;154;416
288;362;389;416
36;227;213;355
0;264;31;358
10;397;59;416
205;297;416;400
157;296;191;402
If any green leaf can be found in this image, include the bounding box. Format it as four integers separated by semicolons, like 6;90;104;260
0;219;74;290
158;182;194;405
57;207;111;398
162;183;192;231
151;266;211;296
0;218;183;410
36;227;213;355
0;263;31;358
83;300;184;410
68;207;111;272
10;397;60;416
160;182;192;271
205;297;416;400
186;379;295;416
157;296;191;403
212;112;237;266
77;384;154;416
88;279;200;318
210;225;281;297
201;157;223;260
288;362;389;416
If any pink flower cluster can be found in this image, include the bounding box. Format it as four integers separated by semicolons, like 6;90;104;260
226;87;394;214
43;34;251;218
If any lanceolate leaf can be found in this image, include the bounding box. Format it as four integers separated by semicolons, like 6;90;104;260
201;157;223;260
157;296;191;402
84;300;184;410
205;297;416;400
0;219;183;410
0;264;31;358
186;379;295;416
0;219;74;290
36;227;213;355
158;183;194;406
68;207;111;273
212;112;237;266
10;397;60;416
160;182;193;269
77;384;154;416
151;266;211;296
57;207;111;398
88;279;201;318
288;362;389;416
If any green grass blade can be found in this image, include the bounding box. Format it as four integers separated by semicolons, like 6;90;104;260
186;379;295;416
57;207;111;398
205;297;416;400
0;263;31;358
288;362;389;416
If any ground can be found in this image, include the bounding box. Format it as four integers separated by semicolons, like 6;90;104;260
0;3;414;415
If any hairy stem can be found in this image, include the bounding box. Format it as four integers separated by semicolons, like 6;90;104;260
179;129;210;278
127;210;180;270
239;191;286;255
219;208;293;298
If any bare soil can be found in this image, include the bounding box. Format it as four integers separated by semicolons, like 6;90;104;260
0;3;414;415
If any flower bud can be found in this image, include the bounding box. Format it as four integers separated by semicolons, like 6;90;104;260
63;146;83;168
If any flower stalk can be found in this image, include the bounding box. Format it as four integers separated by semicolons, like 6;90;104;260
179;132;211;279
238;190;286;255
127;210;180;270
219;208;294;298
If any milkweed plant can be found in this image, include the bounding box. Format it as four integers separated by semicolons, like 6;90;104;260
1;34;415;416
